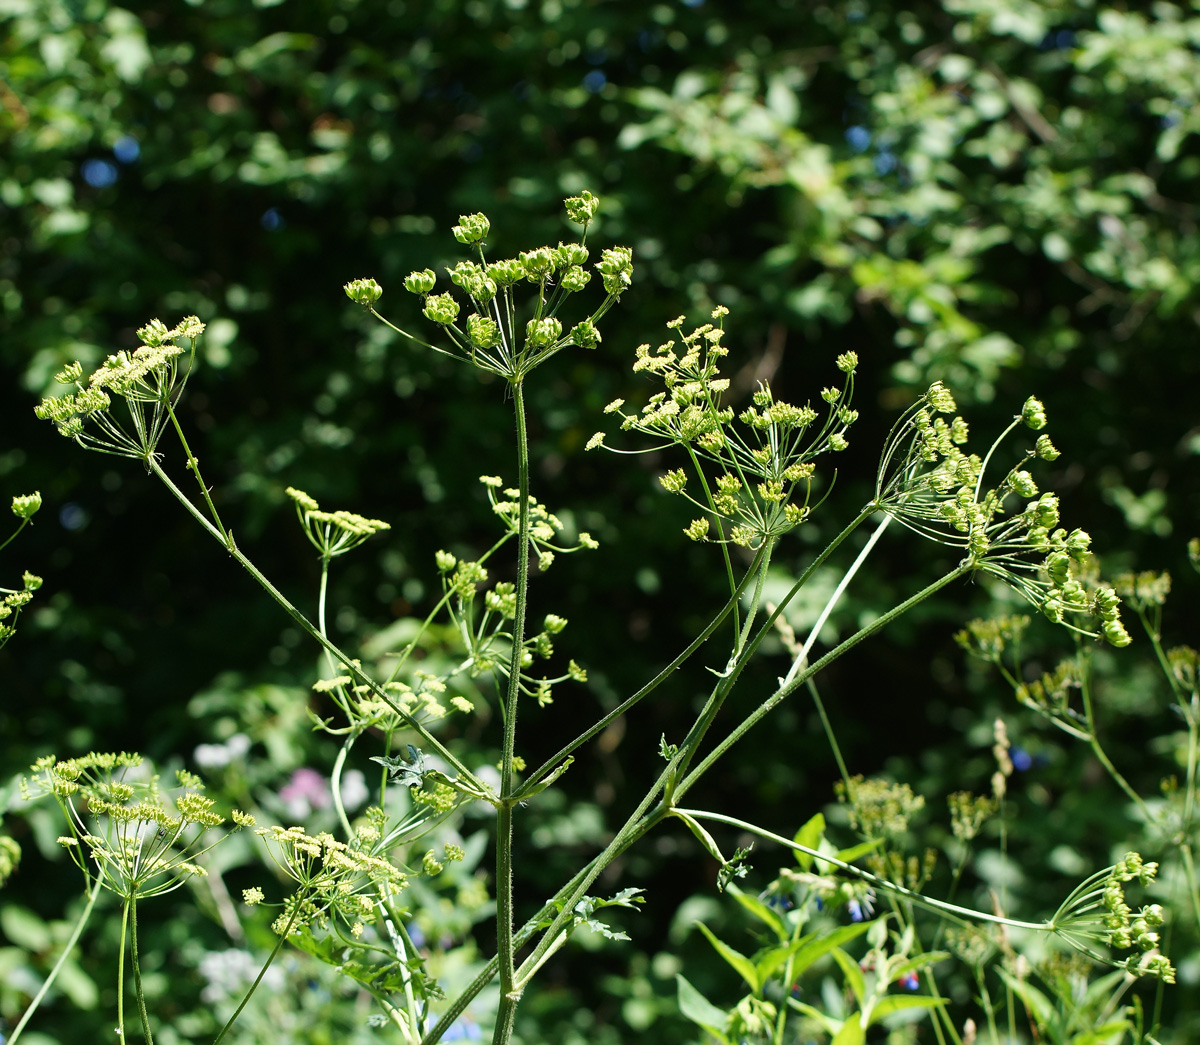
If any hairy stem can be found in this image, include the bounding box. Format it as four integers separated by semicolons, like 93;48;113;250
493;378;532;1045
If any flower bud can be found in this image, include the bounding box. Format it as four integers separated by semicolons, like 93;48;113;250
520;247;555;281
55;362;83;385
137;318;172;346
596;246;633;295
23;571;43;591
553;242;589;267
560;265;591;292
927;381;957;414
569;319;601;349
1065;528;1091;559
452;212;490;245
11;492;42;520
564;189;599;226
1104;619;1132;647
404;269;436;295
422;293;460;325
488;259;525;286
1021;396;1047;430
1035;434;1060;461
835;351;858;373
466;314;501;348
344;278;383;305
525;317;562;348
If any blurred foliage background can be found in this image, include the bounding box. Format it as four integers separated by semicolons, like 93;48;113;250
1;0;1198;1041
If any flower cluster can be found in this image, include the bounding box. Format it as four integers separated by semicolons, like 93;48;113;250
478;473;598;571
285;486;390;560
433;522;588;710
2;493;44;650
1053;852;1174;982
592;308;857;549
251;818;408;939
346;192;631;381
877;385;1130;646
22;752;253;900
34;317;205;461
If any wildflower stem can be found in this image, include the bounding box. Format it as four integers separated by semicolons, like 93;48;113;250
130;891;155;1045
210;900;303;1045
1078;652;1154;820
512;543;768;801
0;515;30;555
675;808;1050;931
7;874;103;1045
675;560;971;800
147;459;487;793
167;403;230;547
493;378;531;1045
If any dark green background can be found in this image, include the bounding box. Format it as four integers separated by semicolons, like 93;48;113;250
2;1;1197;1042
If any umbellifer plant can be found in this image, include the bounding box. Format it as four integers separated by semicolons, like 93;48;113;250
15;190;1170;1045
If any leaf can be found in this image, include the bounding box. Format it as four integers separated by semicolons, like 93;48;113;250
997;969;1058;1031
675;974;733;1042
831;1016;866;1045
676;810;725;863
787;999;839;1034
789;921;872;979
519;756;574;799
831;947;867;1010
695;922;760;993
717;843;753;893
867;995;946;1025
793;813;825;870
370;744;425;788
724;883;785;939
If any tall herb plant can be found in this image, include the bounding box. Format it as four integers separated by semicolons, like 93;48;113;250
11;192;1175;1044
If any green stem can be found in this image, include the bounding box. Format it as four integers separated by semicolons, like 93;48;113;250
675;562;970;800
674;809;1049;931
211;900;303;1045
8;875;103;1045
0;515;30;555
118;896;129;1044
1078;653;1153;821
129;892;154;1044
148;459;486;794
493;378;532;1045
513;543;768;801
807;677;851;791
331;731;358;839
167;403;230;546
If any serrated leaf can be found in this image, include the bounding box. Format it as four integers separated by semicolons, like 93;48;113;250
370;744;425;788
675;974;732;1042
696;922;760;993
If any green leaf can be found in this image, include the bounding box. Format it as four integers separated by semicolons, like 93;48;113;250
831;1016;866;1045
997;969;1058;1031
867;995;946;1025
787;999;839;1034
695;922;760;993
370;744;425;788
520;756;574;799
724;882;785;939
675;974;732;1042
831;947;867;1010
789;921;872;979
793;813;825;870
